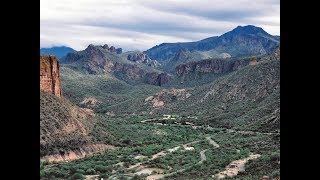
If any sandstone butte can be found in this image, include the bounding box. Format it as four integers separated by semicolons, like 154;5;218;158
40;55;62;97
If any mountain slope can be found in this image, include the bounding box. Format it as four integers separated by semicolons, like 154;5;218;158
40;46;76;59
144;47;280;132
40;91;94;157
61;44;171;86
145;25;279;61
60;65;162;115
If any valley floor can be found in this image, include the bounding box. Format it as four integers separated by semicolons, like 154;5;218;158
41;114;280;180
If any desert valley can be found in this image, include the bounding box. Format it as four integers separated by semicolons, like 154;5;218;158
40;25;280;180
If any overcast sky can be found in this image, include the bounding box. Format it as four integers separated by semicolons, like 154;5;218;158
40;0;280;51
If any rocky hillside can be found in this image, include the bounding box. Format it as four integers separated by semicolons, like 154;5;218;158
40;55;114;162
40;91;94;158
175;57;254;79
123;51;161;68
168;46;279;86
40;55;62;97
145;25;279;61
144;47;280;132
61;44;170;86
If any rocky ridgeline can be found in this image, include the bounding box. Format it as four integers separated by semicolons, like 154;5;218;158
63;44;170;86
127;52;149;63
175;58;253;77
40;55;62;97
101;44;122;54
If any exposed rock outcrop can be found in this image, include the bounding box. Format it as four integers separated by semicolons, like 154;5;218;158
219;53;231;59
145;72;171;86
145;88;191;109
175;58;252;78
127;52;161;68
127;52;149;63
40;55;62;97
80;97;100;107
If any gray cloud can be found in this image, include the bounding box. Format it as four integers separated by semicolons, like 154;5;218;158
40;0;280;51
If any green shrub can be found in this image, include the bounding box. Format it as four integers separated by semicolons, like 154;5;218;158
70;173;84;180
85;168;96;175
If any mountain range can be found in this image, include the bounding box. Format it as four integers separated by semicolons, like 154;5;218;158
145;25;279;61
40;46;75;59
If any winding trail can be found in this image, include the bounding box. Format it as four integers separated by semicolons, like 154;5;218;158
206;136;220;148
213;154;261;179
198;149;208;164
182;140;201;149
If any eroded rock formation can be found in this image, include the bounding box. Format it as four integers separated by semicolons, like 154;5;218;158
175;58;252;77
40;55;62;97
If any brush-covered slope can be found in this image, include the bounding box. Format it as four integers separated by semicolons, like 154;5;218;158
145;47;280;132
145;25;279;61
40;91;95;158
60;66;162;115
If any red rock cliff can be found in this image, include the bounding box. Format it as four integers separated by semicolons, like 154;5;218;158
40;55;62;97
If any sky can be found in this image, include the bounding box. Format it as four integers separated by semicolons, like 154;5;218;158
40;0;280;51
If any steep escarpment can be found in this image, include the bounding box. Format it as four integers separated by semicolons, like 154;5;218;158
175;58;251;77
40;55;62;97
61;44;169;86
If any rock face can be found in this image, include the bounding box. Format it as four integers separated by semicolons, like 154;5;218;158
127;52;161;68
101;44;122;54
127;52;149;63
40;55;62;97
175;58;251;78
145;72;171;86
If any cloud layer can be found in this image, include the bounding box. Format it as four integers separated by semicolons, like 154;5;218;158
40;0;280;51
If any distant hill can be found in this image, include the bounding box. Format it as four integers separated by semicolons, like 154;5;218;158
40;46;76;59
145;25;279;61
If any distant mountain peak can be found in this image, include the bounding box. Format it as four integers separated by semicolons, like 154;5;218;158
40;46;76;59
229;25;269;36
